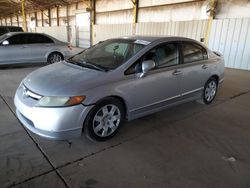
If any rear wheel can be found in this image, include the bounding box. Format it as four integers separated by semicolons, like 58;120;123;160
47;52;63;64
84;98;125;141
203;77;218;104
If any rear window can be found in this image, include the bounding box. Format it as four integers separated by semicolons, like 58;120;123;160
182;42;208;63
26;34;54;44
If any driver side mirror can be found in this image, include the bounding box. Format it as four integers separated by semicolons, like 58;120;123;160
2;40;9;46
139;60;155;78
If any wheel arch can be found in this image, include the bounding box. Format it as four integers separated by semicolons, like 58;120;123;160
94;95;128;120
46;51;64;61
209;74;219;84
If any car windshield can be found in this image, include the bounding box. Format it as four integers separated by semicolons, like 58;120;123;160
69;39;145;70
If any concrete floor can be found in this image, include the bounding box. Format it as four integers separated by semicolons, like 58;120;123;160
0;65;250;188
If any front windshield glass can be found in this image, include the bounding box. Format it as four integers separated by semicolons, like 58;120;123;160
69;39;145;70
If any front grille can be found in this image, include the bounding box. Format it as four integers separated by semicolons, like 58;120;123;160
22;84;42;100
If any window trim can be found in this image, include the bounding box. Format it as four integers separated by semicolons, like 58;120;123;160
180;41;208;64
124;42;181;75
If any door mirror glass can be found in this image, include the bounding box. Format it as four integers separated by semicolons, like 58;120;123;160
2;40;9;46
139;60;155;78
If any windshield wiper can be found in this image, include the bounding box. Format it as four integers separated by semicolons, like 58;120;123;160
78;59;108;72
66;59;107;72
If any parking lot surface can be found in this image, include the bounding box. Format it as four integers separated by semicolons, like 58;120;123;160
0;65;250;188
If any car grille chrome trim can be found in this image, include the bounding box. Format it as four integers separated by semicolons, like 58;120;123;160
22;84;42;100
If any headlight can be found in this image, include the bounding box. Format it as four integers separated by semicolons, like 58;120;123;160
38;96;86;107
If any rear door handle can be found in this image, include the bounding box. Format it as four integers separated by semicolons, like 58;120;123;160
172;70;182;76
202;64;208;69
22;45;28;48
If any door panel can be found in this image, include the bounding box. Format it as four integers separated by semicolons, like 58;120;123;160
0;34;30;64
127;68;182;115
0;45;31;64
180;42;211;95
123;42;182;115
180;61;211;95
25;34;55;63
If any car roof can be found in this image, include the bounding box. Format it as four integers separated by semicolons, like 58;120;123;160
0;26;22;28
4;32;45;35
114;35;206;49
116;35;202;43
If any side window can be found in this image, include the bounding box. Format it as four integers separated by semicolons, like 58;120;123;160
27;34;54;44
125;43;179;75
182;43;207;63
144;43;179;68
7;34;27;45
37;35;54;43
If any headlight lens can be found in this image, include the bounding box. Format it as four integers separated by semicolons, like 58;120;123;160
38;96;85;107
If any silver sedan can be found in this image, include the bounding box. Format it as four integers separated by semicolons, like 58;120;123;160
14;36;224;141
0;32;82;65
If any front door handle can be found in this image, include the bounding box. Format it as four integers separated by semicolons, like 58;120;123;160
172;70;182;76
202;64;208;69
22;45;28;48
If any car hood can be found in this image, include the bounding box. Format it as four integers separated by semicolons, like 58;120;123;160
23;62;108;96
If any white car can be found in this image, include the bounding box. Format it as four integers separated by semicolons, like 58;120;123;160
0;32;83;65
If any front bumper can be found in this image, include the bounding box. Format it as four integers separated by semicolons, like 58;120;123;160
14;86;93;140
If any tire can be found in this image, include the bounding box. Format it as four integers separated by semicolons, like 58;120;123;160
84;97;125;141
47;52;63;64
203;77;218;104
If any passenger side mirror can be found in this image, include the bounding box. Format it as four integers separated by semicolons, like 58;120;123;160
2;40;9;46
139;60;155;78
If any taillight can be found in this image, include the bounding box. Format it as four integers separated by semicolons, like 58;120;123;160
68;44;73;50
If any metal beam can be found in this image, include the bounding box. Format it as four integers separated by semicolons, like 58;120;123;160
66;4;70;42
21;0;27;31
34;12;38;27
204;0;217;46
41;10;44;27
90;0;96;46
56;6;60;26
48;8;51;26
17;15;19;26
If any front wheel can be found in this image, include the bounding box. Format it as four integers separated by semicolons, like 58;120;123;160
47;53;63;64
84;98;125;141
203;77;218;104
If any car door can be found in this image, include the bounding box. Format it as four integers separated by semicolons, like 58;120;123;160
124;43;182;116
179;42;211;97
24;34;55;63
0;34;30;64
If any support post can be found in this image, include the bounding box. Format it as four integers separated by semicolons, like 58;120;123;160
131;0;138;35
17;15;19;26
90;0;96;46
204;0;217;46
21;0;27;31
56;6;59;26
66;4;70;42
41;10;44;27
48;9;51;26
35;12;38;27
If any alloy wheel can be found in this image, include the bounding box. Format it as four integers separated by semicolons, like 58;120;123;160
92;104;121;137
